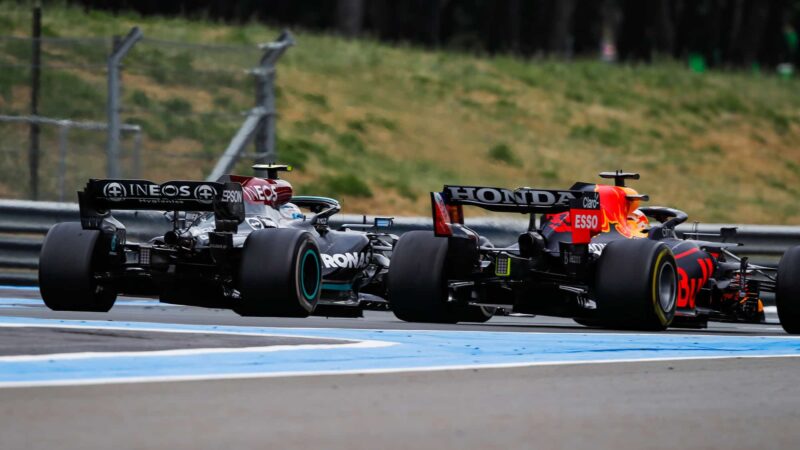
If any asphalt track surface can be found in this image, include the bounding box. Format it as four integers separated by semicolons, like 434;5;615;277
1;287;799;450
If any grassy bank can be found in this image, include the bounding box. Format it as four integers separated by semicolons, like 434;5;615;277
0;3;799;224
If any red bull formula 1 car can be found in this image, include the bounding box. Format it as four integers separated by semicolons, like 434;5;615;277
387;171;800;333
38;165;396;317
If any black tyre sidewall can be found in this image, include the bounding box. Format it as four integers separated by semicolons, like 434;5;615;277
777;246;800;334
388;230;458;323
237;228;321;317
457;305;494;323
38;222;117;312
596;239;677;330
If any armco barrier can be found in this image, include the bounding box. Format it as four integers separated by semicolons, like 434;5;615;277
1;199;799;286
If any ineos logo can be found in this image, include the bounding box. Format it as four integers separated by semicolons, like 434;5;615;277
103;182;126;201
194;185;216;203
161;185;179;197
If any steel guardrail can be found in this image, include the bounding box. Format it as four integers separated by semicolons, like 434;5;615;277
1;199;798;286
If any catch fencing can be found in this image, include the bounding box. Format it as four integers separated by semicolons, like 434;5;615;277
0;30;289;202
1;199;798;286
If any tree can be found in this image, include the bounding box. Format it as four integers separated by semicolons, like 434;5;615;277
336;0;365;38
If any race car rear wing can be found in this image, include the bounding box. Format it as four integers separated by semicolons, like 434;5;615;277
439;185;598;214
432;185;602;243
78;179;245;232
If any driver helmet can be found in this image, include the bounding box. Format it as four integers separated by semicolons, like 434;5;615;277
279;202;304;220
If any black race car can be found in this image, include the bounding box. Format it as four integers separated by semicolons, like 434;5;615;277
387;171;800;333
38;165;396;317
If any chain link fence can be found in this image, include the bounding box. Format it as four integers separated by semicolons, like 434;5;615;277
0;32;272;202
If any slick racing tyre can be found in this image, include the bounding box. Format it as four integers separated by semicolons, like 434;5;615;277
776;245;800;334
236;228;321;318
457;305;495;323
39;222;118;312
388;231;459;323
595;239;677;330
573;318;604;328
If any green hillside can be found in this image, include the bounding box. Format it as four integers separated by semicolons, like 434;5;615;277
1;3;799;224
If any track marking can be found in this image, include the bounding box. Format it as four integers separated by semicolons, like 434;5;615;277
0;322;392;362
1;354;799;389
0;316;798;388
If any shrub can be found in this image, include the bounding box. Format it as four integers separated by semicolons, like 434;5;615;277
487;143;519;165
320;173;372;198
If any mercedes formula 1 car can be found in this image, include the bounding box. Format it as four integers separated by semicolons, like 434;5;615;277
387;171;800;333
38;165;396;317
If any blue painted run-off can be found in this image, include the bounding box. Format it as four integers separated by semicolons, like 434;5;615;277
0;316;798;384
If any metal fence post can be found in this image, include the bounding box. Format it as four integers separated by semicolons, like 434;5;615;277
206;31;293;181
254;30;294;164
132;129;142;178
106;27;142;178
57;123;69;201
28;3;42;200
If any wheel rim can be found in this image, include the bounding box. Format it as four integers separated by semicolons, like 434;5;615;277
657;261;676;312
300;249;320;301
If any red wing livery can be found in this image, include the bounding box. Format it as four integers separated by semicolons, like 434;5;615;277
388;171;800;333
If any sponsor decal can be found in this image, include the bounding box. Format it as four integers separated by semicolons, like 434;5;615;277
97;181;219;203
573;213;599;230
321;252;368;269
102;182;127;201
245;217;276;230
581;195;599;209
243;184;277;204
194;184;217;203
160;184;184;198
246;218;264;230
445;186;577;208
221;189;242;203
570;208;603;244
588;243;606;255
677;256;714;309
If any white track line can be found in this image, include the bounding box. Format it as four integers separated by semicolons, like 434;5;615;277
1;353;799;389
0;322;394;362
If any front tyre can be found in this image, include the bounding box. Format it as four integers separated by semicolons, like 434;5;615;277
388;231;459;323
236;229;321;317
595;239;677;330
777;245;800;334
38;222;117;312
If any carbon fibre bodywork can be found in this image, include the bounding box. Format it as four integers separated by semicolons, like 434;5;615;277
418;172;775;327
65;167;395;316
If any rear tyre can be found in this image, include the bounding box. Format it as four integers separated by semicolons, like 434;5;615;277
777;246;800;334
388;231;459;323
457;305;495;323
38;222;117;312
573;318;604;328
235;229;321;317
595;239;677;330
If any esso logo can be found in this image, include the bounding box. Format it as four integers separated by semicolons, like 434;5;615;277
574;214;599;230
